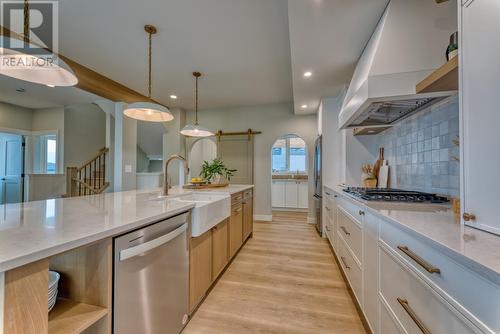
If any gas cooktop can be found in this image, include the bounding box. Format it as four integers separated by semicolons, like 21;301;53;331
343;187;449;203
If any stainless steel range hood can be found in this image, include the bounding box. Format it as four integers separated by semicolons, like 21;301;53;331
339;0;457;130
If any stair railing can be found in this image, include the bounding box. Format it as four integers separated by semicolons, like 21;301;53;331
66;147;110;197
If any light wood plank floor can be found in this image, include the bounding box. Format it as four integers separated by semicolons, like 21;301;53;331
183;211;367;334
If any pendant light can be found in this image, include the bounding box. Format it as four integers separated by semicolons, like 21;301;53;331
123;25;173;122
0;0;78;87
180;72;214;137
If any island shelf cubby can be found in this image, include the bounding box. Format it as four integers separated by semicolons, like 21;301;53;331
3;238;112;334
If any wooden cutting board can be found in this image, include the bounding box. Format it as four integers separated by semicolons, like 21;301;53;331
372;147;384;183
378;161;389;188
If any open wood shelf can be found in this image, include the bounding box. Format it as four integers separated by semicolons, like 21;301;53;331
48;298;108;334
416;56;458;93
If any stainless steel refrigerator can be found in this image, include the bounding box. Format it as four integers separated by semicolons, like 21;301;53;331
313;136;322;234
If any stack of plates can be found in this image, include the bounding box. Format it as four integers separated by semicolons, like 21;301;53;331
48;271;60;312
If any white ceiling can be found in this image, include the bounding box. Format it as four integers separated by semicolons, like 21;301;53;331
287;0;389;114
0;76;101;109
0;0;392;115
57;0;293;111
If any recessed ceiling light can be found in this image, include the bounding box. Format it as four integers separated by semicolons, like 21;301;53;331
303;71;312;77
46;84;55;88
170;95;177;100
367;130;376;133
301;104;308;109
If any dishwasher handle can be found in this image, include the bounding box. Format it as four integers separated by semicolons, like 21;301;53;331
119;223;188;261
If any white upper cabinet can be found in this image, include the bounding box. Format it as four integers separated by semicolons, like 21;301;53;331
461;0;500;235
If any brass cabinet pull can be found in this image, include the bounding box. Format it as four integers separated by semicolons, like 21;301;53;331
397;298;432;334
340;256;350;270
397;246;441;274
340;226;350;236
325;191;331;196
462;212;476;222
325;206;331;212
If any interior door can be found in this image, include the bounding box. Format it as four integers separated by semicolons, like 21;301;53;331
217;135;254;184
0;134;24;204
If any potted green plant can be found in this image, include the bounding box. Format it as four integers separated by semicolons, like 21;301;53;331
200;158;237;184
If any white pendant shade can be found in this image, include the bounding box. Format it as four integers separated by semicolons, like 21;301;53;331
123;102;174;122
0;38;78;87
180;123;214;137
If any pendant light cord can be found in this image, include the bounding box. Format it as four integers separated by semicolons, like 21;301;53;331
195;74;199;125
148;30;152;99
23;0;29;44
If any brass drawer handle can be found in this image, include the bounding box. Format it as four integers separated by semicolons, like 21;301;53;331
340;256;350;270
397;246;441;274
340;226;350;236
325;206;331;212
397;298;432;334
462;212;476;222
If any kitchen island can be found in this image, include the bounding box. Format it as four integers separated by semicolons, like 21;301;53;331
0;184;253;334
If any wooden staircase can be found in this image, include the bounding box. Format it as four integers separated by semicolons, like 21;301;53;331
66;147;110;197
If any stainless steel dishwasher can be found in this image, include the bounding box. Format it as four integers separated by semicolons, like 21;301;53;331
114;211;190;334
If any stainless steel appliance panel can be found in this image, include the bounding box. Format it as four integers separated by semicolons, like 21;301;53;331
114;212;190;334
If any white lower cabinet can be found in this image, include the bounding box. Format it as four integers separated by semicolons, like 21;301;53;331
379;243;479;334
272;179;308;209
324;189;498;334
271;181;285;207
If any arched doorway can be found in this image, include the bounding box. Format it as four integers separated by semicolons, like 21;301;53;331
271;134;308;211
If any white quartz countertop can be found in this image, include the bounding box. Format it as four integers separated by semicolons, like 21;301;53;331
0;184;253;272
326;185;500;283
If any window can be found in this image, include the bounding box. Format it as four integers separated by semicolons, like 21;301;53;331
33;133;59;174
272;135;307;173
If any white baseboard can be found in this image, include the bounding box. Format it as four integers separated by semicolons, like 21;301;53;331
254;214;273;222
307;216;316;225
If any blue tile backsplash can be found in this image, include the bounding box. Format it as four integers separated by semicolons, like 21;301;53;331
378;96;460;197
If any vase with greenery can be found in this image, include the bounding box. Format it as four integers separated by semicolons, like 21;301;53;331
200;158;237;184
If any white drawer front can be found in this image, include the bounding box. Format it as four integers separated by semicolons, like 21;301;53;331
337;207;362;263
380;300;403;334
381;221;500;333
338;237;362;305
379;244;481;334
337;196;365;221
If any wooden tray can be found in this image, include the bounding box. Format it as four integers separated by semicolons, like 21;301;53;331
183;183;229;189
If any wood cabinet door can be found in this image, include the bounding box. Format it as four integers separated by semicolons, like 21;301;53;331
229;204;243;258
242;196;253;241
297;181;308;209
212;219;229;280
284;181;298;208
461;0;500;235
271;180;285;207
189;230;212;312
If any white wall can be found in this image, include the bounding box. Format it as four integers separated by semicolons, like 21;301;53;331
0;102;33;132
320;97;346;188
64;103;106;168
186;103;318;220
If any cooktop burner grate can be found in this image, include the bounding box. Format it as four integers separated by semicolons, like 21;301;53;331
342;187;449;203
